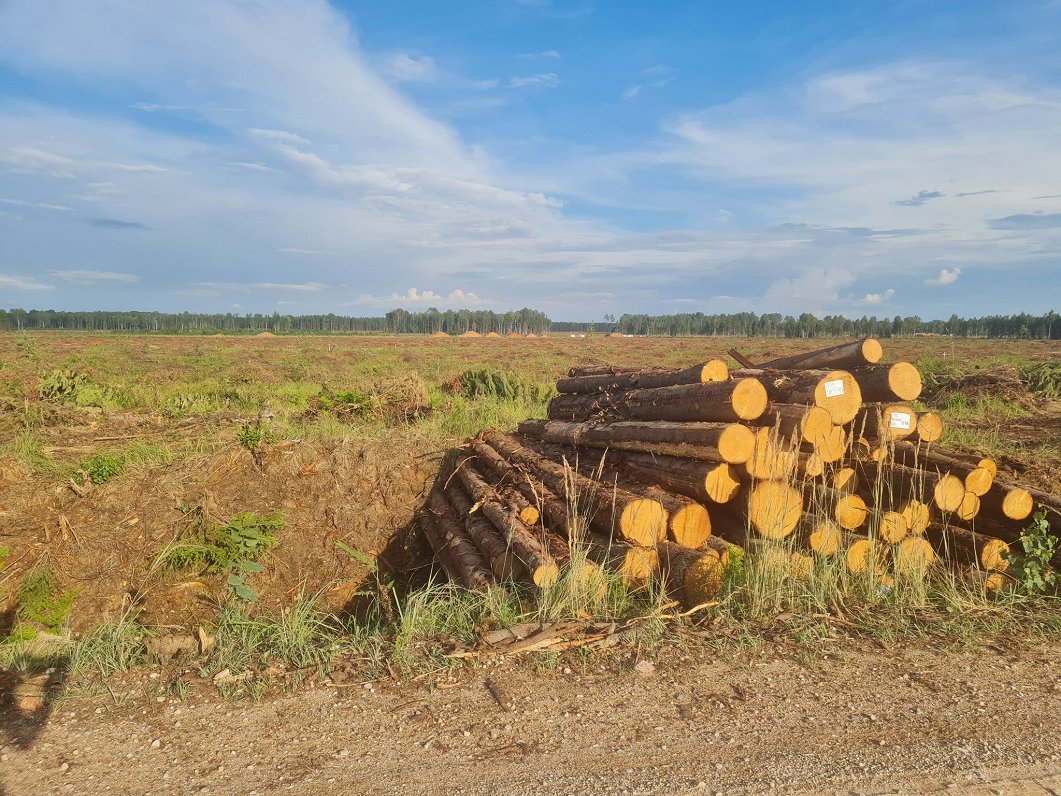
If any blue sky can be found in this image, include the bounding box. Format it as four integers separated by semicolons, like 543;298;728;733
1;1;1060;321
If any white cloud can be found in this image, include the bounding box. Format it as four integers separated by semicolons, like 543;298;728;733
510;73;560;89
0;273;52;290
50;269;140;285
0;197;73;211
861;288;896;304
924;267;961;286
384;53;436;82
355;287;487;307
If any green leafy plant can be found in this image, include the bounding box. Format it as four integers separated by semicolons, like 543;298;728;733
237;423;264;450
454;367;555;402
38;368;123;409
1003;509;1058;595
80;452;123;484
316;389;380;418
162;511;285;601
16;566;78;636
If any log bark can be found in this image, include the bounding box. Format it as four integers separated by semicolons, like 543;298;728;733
656;540;727;606
756;337;883;371
730;368;862;424
516;418;756;464
445;482;525;581
923;522;1010;571
853;403;918;442
471;439;574;540
609;450;742;505
556;360;729;393
481;430;668;546
424;487;497;591
454;460;559;586
546;378;768;423
850;363;923;402
890;441;995;498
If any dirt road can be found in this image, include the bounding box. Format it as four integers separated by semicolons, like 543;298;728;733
3;639;1061;796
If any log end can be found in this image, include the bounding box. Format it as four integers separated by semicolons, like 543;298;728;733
934;474;967;513
699;359;730;383
879;510;910;544
814;370;863;424
748;481;803;540
901;499;932;534
620;545;659;586
964;467;993;498
957;491;980;522
895;536;935;575
888;362;923;401
800;405;834;446
1002;487;1034;521
718;422;757;464
982;538;1010;572
846;539;876;574
977;458;998;478
531;561;561;588
705;463;742;504
832;466;859;495
862;337;884;364
835;493;869;530
809;520;842;555
814;424;848;463
682;549;726;605
915;411;944;442
670;503;712;549
732;378;769;420
619;499;669;546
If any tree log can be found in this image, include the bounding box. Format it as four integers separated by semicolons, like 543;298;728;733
923;522;1009;571
445;482;526;581
481;430;668;546
746;481;803;539
730;368;862;424
977;482;1034;522
471;439;575;540
546;379;768;423
853;403;918;442
516;418;756;464
610;450;742;505
900;499;932;534
757;337;883;371
744;426;799;481
912;411;944;443
585;535;659;586
877;510;910;543
850;363;923;402
454;461;559;586
657;540;728;606
424;487;497;591
752;403;833;446
556;360;729;393
894;536;936;575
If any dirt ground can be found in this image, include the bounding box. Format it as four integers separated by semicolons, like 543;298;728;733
2;638;1061;796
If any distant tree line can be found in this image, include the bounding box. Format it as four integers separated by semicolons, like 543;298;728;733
0;307;551;335
0;307;1056;339
611;311;1060;339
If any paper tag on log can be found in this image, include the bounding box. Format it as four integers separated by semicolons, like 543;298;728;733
823;379;845;398
889;412;912;430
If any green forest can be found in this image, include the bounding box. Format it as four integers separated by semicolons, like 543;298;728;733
0;307;1058;338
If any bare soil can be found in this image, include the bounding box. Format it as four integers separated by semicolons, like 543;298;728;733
2;638;1061;795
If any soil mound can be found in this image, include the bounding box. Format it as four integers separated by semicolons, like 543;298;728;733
431;331;449;338
459;331;480;338
255;332;276;338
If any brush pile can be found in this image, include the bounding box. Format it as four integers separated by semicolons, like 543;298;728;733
419;338;1061;605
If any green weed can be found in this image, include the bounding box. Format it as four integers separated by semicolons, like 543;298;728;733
81;452;123;484
1003;509;1059;595
15;566;78;637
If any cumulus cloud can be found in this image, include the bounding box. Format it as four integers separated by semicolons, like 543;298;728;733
50;270;140;285
924;268;961;286
861;288;895;304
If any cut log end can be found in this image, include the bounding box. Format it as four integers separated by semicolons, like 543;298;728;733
814;425;848;463
895;537;936;574
809;520;842;556
705;462;742;504
915;412;944;442
1002;487;1034;521
700;359;731;383
619;499;669;546
933;474;967;513
518;505;541;526
879;510;910;544
901;499;931;534
746;427;799;481
531;561;561;588
846;539;877;574
748;481;803;540
982;538;1010;572
888;362;923;401
670;503;713;549
732;378;770;420
682;549;727;605
832;467;859;495
718;423;757;464
977;458;998;478
964;467;993;498
835;493;869;530
861;338;884;364
619;545;659;586
957;491;980;522
814;370;863;424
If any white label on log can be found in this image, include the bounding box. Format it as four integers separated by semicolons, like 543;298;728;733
824;379;845;398
889;412;912;430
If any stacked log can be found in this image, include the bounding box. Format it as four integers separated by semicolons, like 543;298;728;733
416;336;1059;605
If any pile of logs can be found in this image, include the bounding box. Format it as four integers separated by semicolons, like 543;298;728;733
419;337;1061;605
